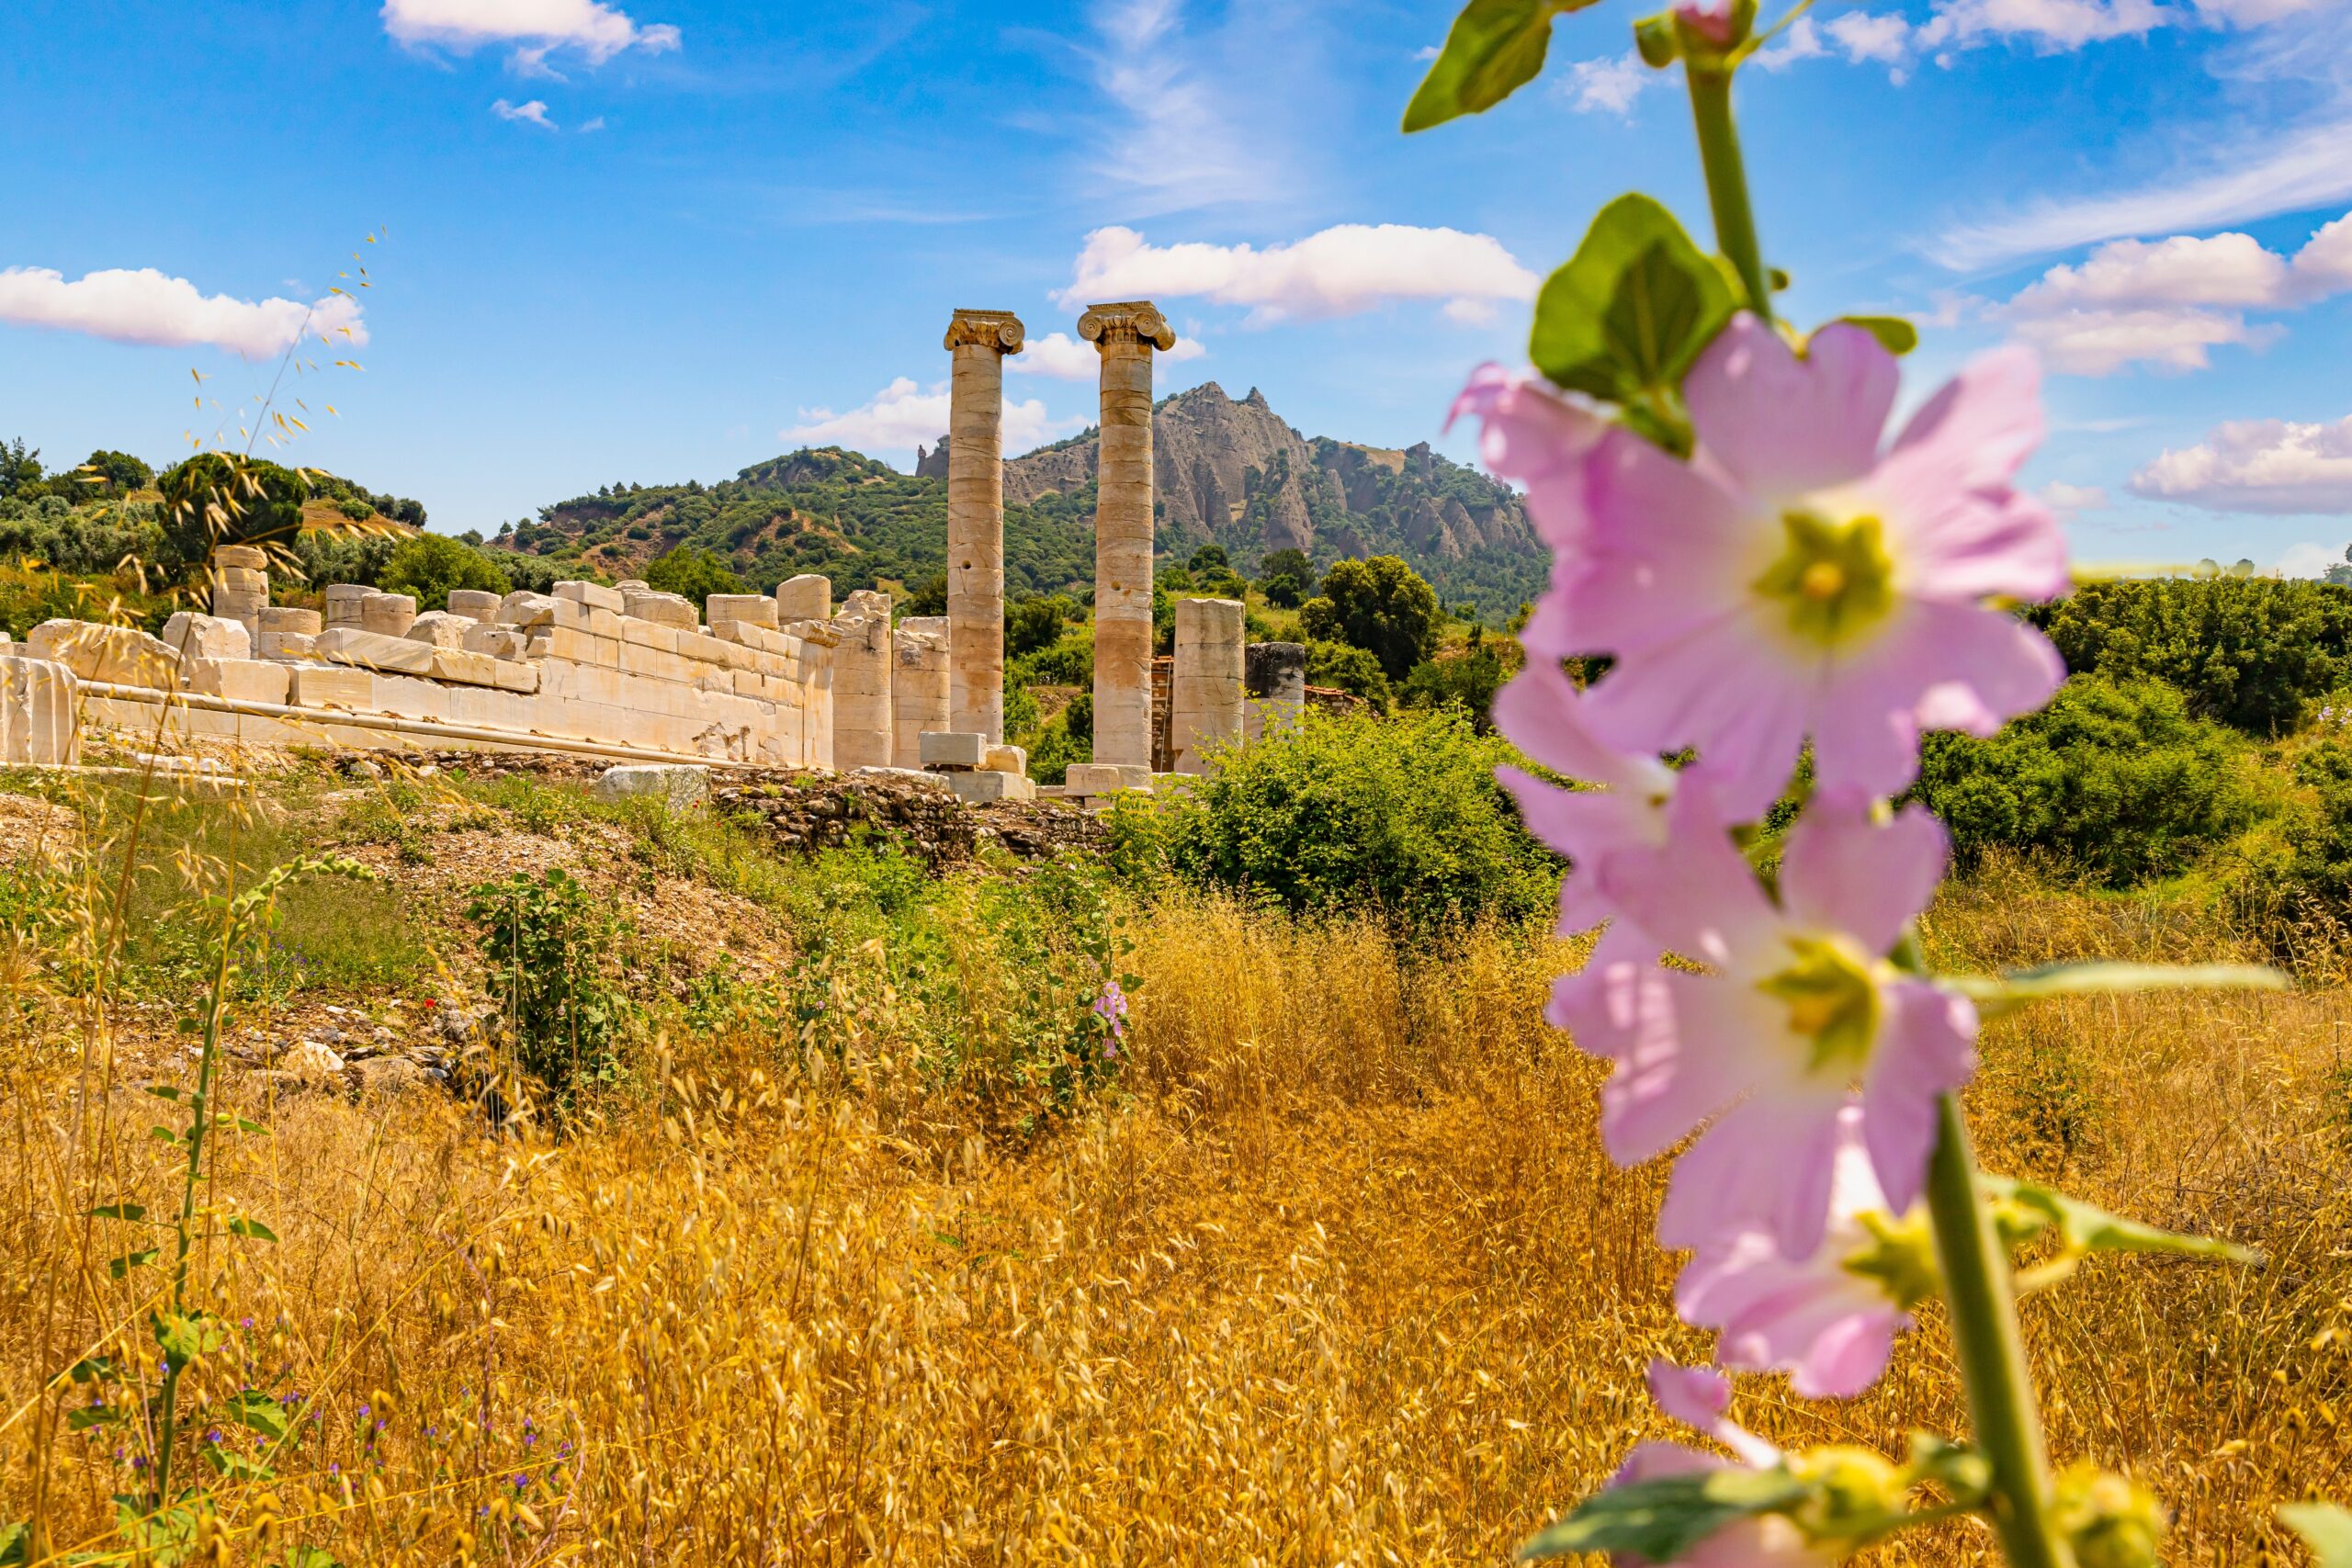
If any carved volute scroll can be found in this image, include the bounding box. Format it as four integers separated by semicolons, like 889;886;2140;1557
1076;300;1177;353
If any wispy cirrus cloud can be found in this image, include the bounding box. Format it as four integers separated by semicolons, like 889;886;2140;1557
0;265;366;358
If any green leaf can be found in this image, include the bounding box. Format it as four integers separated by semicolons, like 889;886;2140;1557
153;1311;228;1366
1984;1176;2256;1265
226;1388;290;1440
68;1356;119;1384
66;1403;125;1431
89;1202;148;1223
2283;1504;2352;1568
1836;315;1917;355
1950;961;2288;1019
1519;1467;1808;1562
205;1446;278;1482
146;1084;187;1103
1404;0;1600;131
149;1124;184;1146
108;1248;159;1279
0;1520;24;1567
1530;195;1736;408
234;1117;269;1136
225;1216;279;1243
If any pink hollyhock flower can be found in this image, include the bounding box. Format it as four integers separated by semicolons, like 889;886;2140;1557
1492;658;1699;933
1551;790;1976;1257
1598;1363;1826;1568
1447;365;1607;661
1676;1103;1930;1398
1555;316;2066;814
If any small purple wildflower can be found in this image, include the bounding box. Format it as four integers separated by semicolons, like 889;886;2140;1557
1091;979;1128;1059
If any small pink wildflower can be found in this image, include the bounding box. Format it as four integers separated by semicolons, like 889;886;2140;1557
1551;791;1975;1256
1541;316;2067;810
1597;1363;1826;1568
1675;1103;1928;1398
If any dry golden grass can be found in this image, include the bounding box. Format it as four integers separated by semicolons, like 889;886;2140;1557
2;825;2348;1564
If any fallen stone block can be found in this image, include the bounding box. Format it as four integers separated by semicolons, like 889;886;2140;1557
288;665;375;711
982;743;1027;775
0;657;80;765
187;658;290;705
1063;762;1153;796
28;620;180;688
405;610;476;649
591;763;711;811
919;730;989;770
447;589;503;620
775;574;831;621
258;605;322;637
462;624;528;660
498;591;562;628
359;592;417;637
315;627;435;675
947;769;1036;805
162;611;252;665
622;588;697;629
555;580;625;614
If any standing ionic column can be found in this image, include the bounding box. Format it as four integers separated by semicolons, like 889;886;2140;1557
944;309;1025;742
1078;300;1176;770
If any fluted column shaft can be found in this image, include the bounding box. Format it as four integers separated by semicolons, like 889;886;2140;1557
944;310;1024;741
1080;301;1175;770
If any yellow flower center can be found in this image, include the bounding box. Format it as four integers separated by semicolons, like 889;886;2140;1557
1757;933;1882;1076
1754;511;1895;649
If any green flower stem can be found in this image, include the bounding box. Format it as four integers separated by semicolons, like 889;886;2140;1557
1923;1092;2071;1568
1684;63;1773;323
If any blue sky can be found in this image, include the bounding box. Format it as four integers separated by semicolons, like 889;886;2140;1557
3;0;2350;572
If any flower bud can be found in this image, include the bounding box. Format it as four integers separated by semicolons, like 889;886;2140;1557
1787;1446;1908;1542
2051;1462;2166;1568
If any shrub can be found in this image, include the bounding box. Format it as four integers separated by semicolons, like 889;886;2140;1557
1399;629;1520;732
2033;578;2352;734
466;868;635;1107
1025;712;1090;784
1134;705;1560;931
1306;639;1391;709
1260;571;1303;608
645;544;744;602
379;532;512;611
1006;593;1076;657
1911;675;2256;886
154;453;308;574
1012;628;1093;688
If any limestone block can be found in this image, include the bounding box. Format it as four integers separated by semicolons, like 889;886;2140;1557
675;629;731;667
28;620;180;689
554;580;626;614
707;594;779;641
498;591;562;628
982;743;1027;775
490;659;538;694
592;763;711;811
368;674;452;722
619;618;683;654
161;612;252;665
187;658;290;705
463;624;528;660
447;589;503;621
538;626;601;664
842;588;891;620
358;592;417;637
256;630;319;661
288;664;375;711
775;574;831;622
0;658;80;765
919;730;988;770
213;544;268;571
616;579;650;592
322;584;371;629
622;588;697;629
431;649;498;687
211;566;267;595
900;615;950;639
946;769;1036;805
1064;762;1153;796
405;611;476;649
314;627;435;675
259;606;323;637
1170;597;1247;775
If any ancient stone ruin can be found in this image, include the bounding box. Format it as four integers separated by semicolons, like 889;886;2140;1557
0;301;1309;801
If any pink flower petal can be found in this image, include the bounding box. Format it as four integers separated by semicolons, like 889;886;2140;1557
1790;1309;1903;1400
1578;615;1816;822
1589;785;1783;963
1496;766;1653;931
1685;317;1897;506
1646;1359;1781;1467
1553;951;1767;1163
1658;1092;1848;1258
1860;982;1978;1213
1887;344;2044;492
1492;659;1659;790
1446;364;1605;552
1887;484;2070;603
1778;795;1947;955
1568;428;1755;651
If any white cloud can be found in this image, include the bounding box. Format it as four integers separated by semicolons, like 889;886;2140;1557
1753;16;1828;69
1826;10;1917;62
579;115;607;133
2129;414;2352;513
0;265;367;359
1088;0;1290;213
1011;331;1099;379
1917;0;2164;49
492;97;557;129
2275;540;2345;578
782;377;1079;459
381;0;679;68
1931;120;2352;270
1564;52;1654;113
1057;222;1538;323
2197;0;2324;20
1997;210;2352;372
2041;481;2112;514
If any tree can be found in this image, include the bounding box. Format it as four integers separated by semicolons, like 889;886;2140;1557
378;532;513;611
1006;593;1074;657
903;572;948;617
0;439;42;501
1260;571;1304;609
1188;541;1229;574
156;453;309;574
1306;638;1391;709
644;544;744;603
1400;626;1518;732
2032;577;2352;734
1298;555;1442;682
1259;547;1310;584
49;449;153;502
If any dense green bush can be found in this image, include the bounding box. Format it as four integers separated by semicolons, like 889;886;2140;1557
1912;676;2256;886
466;867;635;1108
645;544;744;602
1130;706;1559;931
1306;638;1391;708
1012;628;1093;688
1007;593;1077;657
155;453;310;574
1399;628;1519;731
379;532;513;611
0;493;164;578
2034;578;2352;734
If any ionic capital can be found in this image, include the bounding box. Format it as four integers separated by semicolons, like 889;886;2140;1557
944;308;1026;355
1077;300;1177;352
